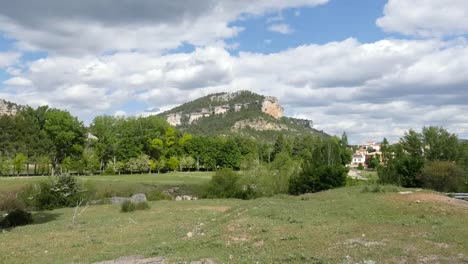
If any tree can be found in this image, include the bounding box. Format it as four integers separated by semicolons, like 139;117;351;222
89;115;118;173
126;158;139;174
13;154;27;176
167;156;179;172
339;132;353;166
149;138;164;159
381;138;391;166
115;161;126;175
165;127;176;148
136;154;151;173
421;126;459;161
180;156;195;172
43;109;86;175
0;157;11;176
155;157;166;174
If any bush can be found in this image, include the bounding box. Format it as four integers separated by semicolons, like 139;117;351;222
18;175;83;210
289;164;348;195
0;209;33;229
361;184;400;193
120;200;135;212
204;168;242;199
135;201;150;210
120;200;150;212
420;161;467;192
0;192;25;212
146;190;172;201
357;163;364;170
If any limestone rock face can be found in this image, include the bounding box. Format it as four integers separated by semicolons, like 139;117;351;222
261;96;284;119
164;91;286;127
232;118;289;131
0;99;19;116
166;112;183;126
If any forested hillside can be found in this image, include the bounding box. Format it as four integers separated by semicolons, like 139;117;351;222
158;90;327;141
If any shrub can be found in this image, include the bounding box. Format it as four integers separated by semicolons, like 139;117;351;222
120;201;149;212
420;161;467;192
0;209;33;229
289;164;348;195
0;192;25;212
18;175;83;210
361;184;400;193
357;163;364;170
121;200;135;212
135;201;150;210
204;168;242;199
146;190;172;201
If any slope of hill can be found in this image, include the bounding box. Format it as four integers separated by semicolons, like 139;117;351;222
158;90;327;139
0;99;20;116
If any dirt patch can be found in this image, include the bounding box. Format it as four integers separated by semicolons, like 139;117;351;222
189;206;231;212
94;255;166;264
391;192;468;208
94;256;217;264
344;238;386;248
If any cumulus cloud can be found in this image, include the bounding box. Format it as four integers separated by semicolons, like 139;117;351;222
377;0;468;37
0;52;20;68
0;0;328;55
268;24;294;34
2;37;468;142
3;76;32;86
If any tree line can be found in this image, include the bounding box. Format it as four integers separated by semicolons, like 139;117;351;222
378;127;468;192
0;106;351;176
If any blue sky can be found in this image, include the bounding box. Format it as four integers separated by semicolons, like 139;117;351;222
1;0;468;143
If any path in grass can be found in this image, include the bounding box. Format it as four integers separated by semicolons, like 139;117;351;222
1;187;467;263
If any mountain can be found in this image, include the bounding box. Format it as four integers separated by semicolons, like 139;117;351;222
0;99;21;116
158;90;328;140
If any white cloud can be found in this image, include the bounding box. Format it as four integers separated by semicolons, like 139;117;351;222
3;76;32;86
2;38;468;143
114;110;127;117
0;52;20;68
377;0;468;37
0;0;328;56
268;23;294;34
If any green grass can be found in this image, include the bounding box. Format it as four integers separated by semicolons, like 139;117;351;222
1;187;467;263
0;172;213;195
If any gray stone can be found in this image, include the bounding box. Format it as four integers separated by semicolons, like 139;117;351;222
110;197;130;204
131;193;147;202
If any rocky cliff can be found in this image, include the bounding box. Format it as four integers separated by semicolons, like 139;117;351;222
162;91;284;127
0;99;20;116
157;91;324;140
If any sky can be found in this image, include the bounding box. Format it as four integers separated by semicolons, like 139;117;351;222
0;0;468;144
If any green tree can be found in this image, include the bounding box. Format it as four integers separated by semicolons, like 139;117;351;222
165;127;176;148
13;154;27;176
167;156;179;172
155;157;166;174
421;126;459;161
339;132;353;166
43;109;86;175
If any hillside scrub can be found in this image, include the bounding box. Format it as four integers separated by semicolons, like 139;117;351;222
289;164;348;195
420;161;467;192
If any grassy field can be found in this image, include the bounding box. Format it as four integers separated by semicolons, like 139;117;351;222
1;186;467;263
0;172;213;196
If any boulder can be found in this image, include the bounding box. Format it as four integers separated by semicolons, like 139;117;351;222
131;193;147;202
